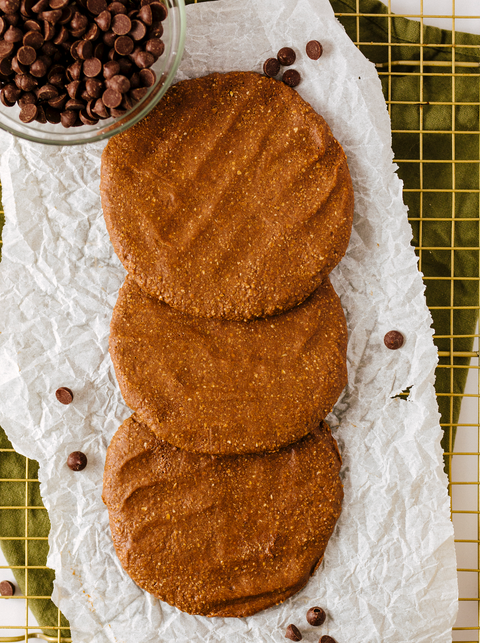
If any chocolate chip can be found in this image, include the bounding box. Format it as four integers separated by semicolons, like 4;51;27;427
47;92;65;108
70;40;81;60
83;22;99;40
109;105;125;117
19;102;38;121
130;85;146;101
18;90;35;107
65;97;83;109
55;386;74;404
0;581;15;596
69;10;87;30
277;46;296;66
102;29;115;46
60;108;77;126
57;4;72;23
133;49;153;68
66;59;82;80
65;78;79;97
47;63;64;83
306;39;323;60
15;72;37;90
117;55;131;74
139;67;154;87
34;103;46;122
40;8;62;22
285;624;302;641
86;0;106;14
43;19;55;40
138;3;151;25
29;55;48;75
148;20;162;38
0;40;15;58
3;82;21;101
384;330;404;350
52;24;68;44
149;1;167;21
0;89;15;106
94;8;110;30
5;12;20;24
45;104;61;122
83;56;101;76
48;0;68;8
85;76;102;97
107;1;126;14
79;107;98;124
24;18;41;31
92;96;108;117
23;28;43;47
36;82;58;99
111;12;130;35
0;58;12;75
31;0;48;12
144;37;163;59
320;637;336;643
4;25;23;42
102;86;121;107
306;607;326;626
263;57;280;77
102;58;118;78
128;18;145;40
282;69;301;87
0;0;20;13
76;40;92;60
93;41;104;58
107;73;128;92
67;451;87;471
114;34;133;55
0;16;9;33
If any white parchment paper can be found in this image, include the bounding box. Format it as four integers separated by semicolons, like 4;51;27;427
0;0;458;641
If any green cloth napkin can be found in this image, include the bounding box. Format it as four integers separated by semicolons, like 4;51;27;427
1;0;478;636
330;0;479;466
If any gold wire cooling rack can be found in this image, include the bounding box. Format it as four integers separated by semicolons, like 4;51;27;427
0;1;479;641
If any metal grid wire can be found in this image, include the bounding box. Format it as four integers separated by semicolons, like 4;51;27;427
0;1;479;640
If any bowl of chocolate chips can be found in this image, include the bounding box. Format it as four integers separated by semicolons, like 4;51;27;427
0;0;185;144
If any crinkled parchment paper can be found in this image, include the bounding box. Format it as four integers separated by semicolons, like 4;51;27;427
0;0;457;640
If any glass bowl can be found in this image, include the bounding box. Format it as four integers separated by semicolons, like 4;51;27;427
0;0;185;145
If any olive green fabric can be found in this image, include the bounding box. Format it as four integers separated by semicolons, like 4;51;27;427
0;0;478;637
330;0;479;467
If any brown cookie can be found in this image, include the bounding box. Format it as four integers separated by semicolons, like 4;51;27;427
100;71;354;320
102;416;343;617
109;274;348;455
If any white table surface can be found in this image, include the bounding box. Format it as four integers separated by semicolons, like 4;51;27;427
1;0;479;638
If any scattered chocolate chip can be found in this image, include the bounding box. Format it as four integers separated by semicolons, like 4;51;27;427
24;18;41;30
138;3;151;25
107;72;129;92
55;386;73;404
65;96;83;109
3;82;21;101
43;19;55;40
107;0;125;13
0;581;15;596
0;40;14;57
277;46;296;66
4;25;23;42
34;103;46;122
384;330;404;350
0;88;15;105
282;69;301;87
0;57;12;74
18;90;35;106
149;1;166;21
19;102;38;121
66;59;82;80
320;637;336;643
306;39;323;60
306;607;326;626
0;0;20;13
85;76;102;97
40;8;62;22
285;624;302;641
15;72;37;91
79;106;97;124
263;57;280;78
148;19;162;38
48;92;66;108
49;0;69;9
129;84;146;101
92;95;108;117
67;450;87;471
17;44;37;64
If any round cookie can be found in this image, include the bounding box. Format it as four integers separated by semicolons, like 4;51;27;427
102;415;343;617
100;71;354;321
109;274;348;455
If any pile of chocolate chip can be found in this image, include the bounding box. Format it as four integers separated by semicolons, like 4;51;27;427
0;0;167;127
